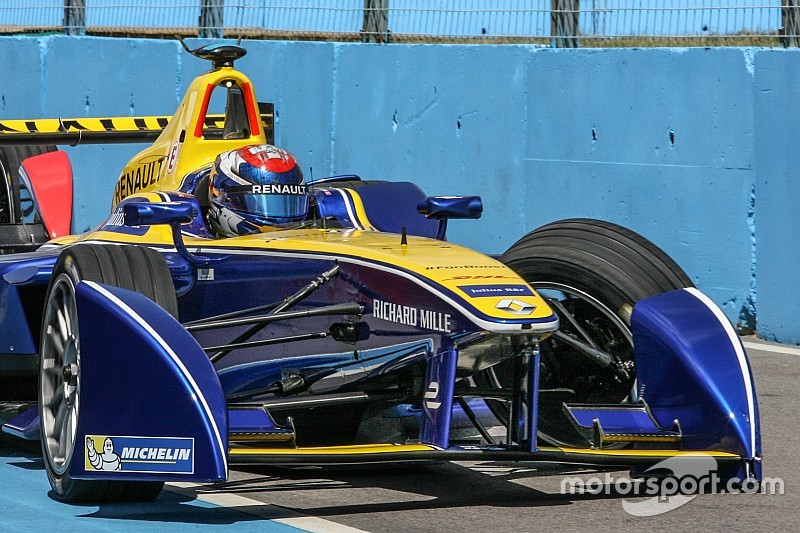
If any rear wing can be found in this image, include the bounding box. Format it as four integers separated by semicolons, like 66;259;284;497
0;103;274;146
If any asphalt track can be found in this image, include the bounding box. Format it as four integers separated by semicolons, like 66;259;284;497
0;338;796;532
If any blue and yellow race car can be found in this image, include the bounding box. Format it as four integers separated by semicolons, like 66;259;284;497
0;43;760;502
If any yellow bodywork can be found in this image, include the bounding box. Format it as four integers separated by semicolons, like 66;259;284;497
38;60;556;332
110;66;268;208
67;220;555;328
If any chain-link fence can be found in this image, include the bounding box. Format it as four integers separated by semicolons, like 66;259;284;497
1;1;799;47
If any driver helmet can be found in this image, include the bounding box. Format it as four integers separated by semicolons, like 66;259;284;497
208;144;309;236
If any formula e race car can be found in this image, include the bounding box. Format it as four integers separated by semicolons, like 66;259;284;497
0;43;760;502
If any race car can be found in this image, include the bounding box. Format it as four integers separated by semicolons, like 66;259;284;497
0;43;760;503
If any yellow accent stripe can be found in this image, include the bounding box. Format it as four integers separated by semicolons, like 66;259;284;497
341;189;377;231
227;443;739;460
601;435;682;443
229;434;295;442
229;444;437;456
540;446;740;458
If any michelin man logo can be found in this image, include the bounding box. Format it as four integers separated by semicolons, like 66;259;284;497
86;436;121;471
84;434;195;474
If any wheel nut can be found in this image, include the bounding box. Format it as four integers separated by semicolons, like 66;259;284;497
62;363;78;386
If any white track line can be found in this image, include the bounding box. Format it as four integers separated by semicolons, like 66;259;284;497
165;482;369;533
742;339;800;356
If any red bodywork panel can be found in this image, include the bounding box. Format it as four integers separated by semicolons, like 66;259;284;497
20;150;73;238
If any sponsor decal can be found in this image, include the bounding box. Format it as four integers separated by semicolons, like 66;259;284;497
228;184;307;195
459;284;534;298
424;381;441;409
166;141;180;174
443;275;518;281
248;144;285;158
197;268;215;281
100;206;148;235
495;299;537;315
112;157;165;205
240;145;294;171
425;265;505;270
373;299;451;333
85;435;194;474
104;208;126;227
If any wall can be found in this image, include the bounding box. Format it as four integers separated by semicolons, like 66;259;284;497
0;36;796;342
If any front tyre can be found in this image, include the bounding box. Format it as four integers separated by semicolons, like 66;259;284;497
39;243;177;502
483;219;693;447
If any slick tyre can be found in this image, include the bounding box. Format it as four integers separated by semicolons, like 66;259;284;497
480;218;693;447
39;243;177;502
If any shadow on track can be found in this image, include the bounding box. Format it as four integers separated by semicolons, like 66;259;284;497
194;460;638;518
0;437;277;528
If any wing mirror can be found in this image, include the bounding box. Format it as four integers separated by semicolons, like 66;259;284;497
123;201;224;266
123;201;196;226
417;196;483;240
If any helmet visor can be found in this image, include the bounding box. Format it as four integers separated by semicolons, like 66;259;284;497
226;185;309;221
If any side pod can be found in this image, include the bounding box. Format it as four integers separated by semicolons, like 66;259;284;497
72;281;228;482
632;288;761;479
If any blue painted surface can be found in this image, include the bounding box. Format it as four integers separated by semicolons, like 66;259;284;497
351;181;439;236
420;346;458;449
0;253;60;354
0;446;302;531
753;49;800;343
76;282;228;482
523;47;758;325
0;35;798;341
568;405;672;436
632;289;759;463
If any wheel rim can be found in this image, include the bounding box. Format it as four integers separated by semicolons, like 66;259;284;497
0;161;12;224
534;281;634;394
535;281;636;446
40;273;80;475
478;281;636;448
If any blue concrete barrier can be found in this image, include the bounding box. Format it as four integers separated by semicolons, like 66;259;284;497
0;35;796;342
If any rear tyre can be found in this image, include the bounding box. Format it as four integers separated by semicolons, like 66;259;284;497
479;219;693;447
39;243;177;502
0;145;56;224
0;146;58;253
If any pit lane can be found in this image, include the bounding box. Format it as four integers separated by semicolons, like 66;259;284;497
0;339;796;532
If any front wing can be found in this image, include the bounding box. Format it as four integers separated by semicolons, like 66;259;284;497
12;280;760;484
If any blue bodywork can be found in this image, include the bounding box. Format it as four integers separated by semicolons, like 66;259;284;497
0;182;763;487
0;252;60;373
632;288;761;478
31;281;758;483
74;281;227;482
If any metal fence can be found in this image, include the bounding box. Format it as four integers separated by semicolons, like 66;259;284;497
1;1;799;47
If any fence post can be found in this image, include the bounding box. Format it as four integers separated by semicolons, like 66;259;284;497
200;0;224;38
782;0;800;47
63;0;86;36
551;0;580;48
362;0;390;43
